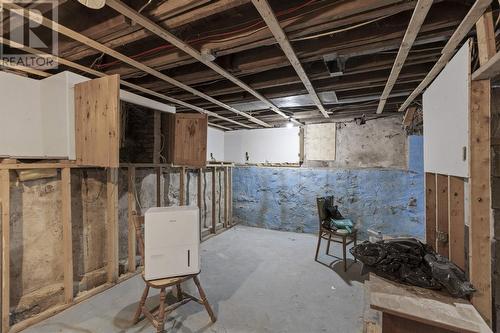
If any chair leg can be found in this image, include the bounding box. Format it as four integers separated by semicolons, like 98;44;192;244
133;285;150;324
193;275;217;323
315;233;322;261
156;288;167;333
353;235;357;263
342;237;347;272
326;234;332;254
176;283;183;301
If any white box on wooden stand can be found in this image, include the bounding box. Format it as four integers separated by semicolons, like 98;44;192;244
144;206;200;280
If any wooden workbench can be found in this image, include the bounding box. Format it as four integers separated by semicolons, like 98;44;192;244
367;274;491;333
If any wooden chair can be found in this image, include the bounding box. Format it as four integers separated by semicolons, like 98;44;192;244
131;211;216;333
314;196;357;272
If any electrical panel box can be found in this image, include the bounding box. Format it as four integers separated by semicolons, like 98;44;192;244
144;206;200;280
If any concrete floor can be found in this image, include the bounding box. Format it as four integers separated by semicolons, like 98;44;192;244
24;225;366;333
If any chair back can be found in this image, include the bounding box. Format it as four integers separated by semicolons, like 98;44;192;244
316;196;334;228
132;211;145;264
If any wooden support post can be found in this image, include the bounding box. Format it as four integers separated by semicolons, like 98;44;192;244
153;110;161;164
198;168;202;241
212;167;216;233
448;176;465;270
107;168;119;283
127;166;136;272
179;167;186;206
469;79;492;323
224;167;229;228
61;168;73;303
156;167;161;207
229;167;233;226
425;172;437;249
436;174;449;257
469;10;494;324
1;169;9;333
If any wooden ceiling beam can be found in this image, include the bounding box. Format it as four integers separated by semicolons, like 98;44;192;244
252;0;328;118
0;59;50;77
110;9;460;81
62;0;250;60
376;0;433;114
66;0;415;68
106;0;287;119
0;1;270;128
0;37;253;129
399;0;493;111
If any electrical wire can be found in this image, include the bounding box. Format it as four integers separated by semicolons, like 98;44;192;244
95;0;319;69
290;13;394;42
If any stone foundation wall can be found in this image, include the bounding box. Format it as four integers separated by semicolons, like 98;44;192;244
232;119;424;239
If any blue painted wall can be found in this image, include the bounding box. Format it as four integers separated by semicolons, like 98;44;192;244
232;136;424;239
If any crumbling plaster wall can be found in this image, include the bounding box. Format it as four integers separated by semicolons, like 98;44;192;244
233;116;424;239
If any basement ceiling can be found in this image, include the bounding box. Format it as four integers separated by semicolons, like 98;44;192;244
0;0;484;130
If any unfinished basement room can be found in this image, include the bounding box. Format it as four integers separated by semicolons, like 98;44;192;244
2;0;500;332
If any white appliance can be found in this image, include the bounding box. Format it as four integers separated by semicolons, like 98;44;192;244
144;206;200;281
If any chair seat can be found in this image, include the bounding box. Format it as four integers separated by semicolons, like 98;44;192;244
143;273;197;288
321;228;357;238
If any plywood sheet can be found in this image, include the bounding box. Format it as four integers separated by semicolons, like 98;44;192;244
304;123;336;161
369;274;491;333
74;75;120;167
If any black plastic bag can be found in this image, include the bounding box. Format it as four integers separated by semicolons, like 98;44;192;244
350;238;475;298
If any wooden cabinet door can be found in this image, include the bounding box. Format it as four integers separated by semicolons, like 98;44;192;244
75;75;120;167
167;113;207;167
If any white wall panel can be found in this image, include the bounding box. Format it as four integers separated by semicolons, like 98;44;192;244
423;40;470;177
207;127;225;162
0;72;43;158
224;127;300;163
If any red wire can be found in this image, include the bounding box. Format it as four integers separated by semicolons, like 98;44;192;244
95;0;317;69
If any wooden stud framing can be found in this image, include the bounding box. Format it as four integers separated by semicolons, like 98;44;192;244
198;168;203;241
153;111;161;164
107;168;119;283
229;167;233;226
376;0;432;114
448;176;465;270
469;79;492;324
468;10;494;324
1;169;10;333
156;167;162;207
180;167;186;206
436;174;449;257
224;167;229;228
127;166;137;273
251;0;328;118
212;167;216;233
425;172;437;249
61;167;73;303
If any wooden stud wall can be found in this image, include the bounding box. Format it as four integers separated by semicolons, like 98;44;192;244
425;173;466;268
0;162;233;332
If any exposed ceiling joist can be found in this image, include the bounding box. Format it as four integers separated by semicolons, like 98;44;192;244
0;59;50;77
251;0;329;118
106;0;288;119
0;37;253;129
398;0;492;111
376;0;433;114
0;1;270;128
